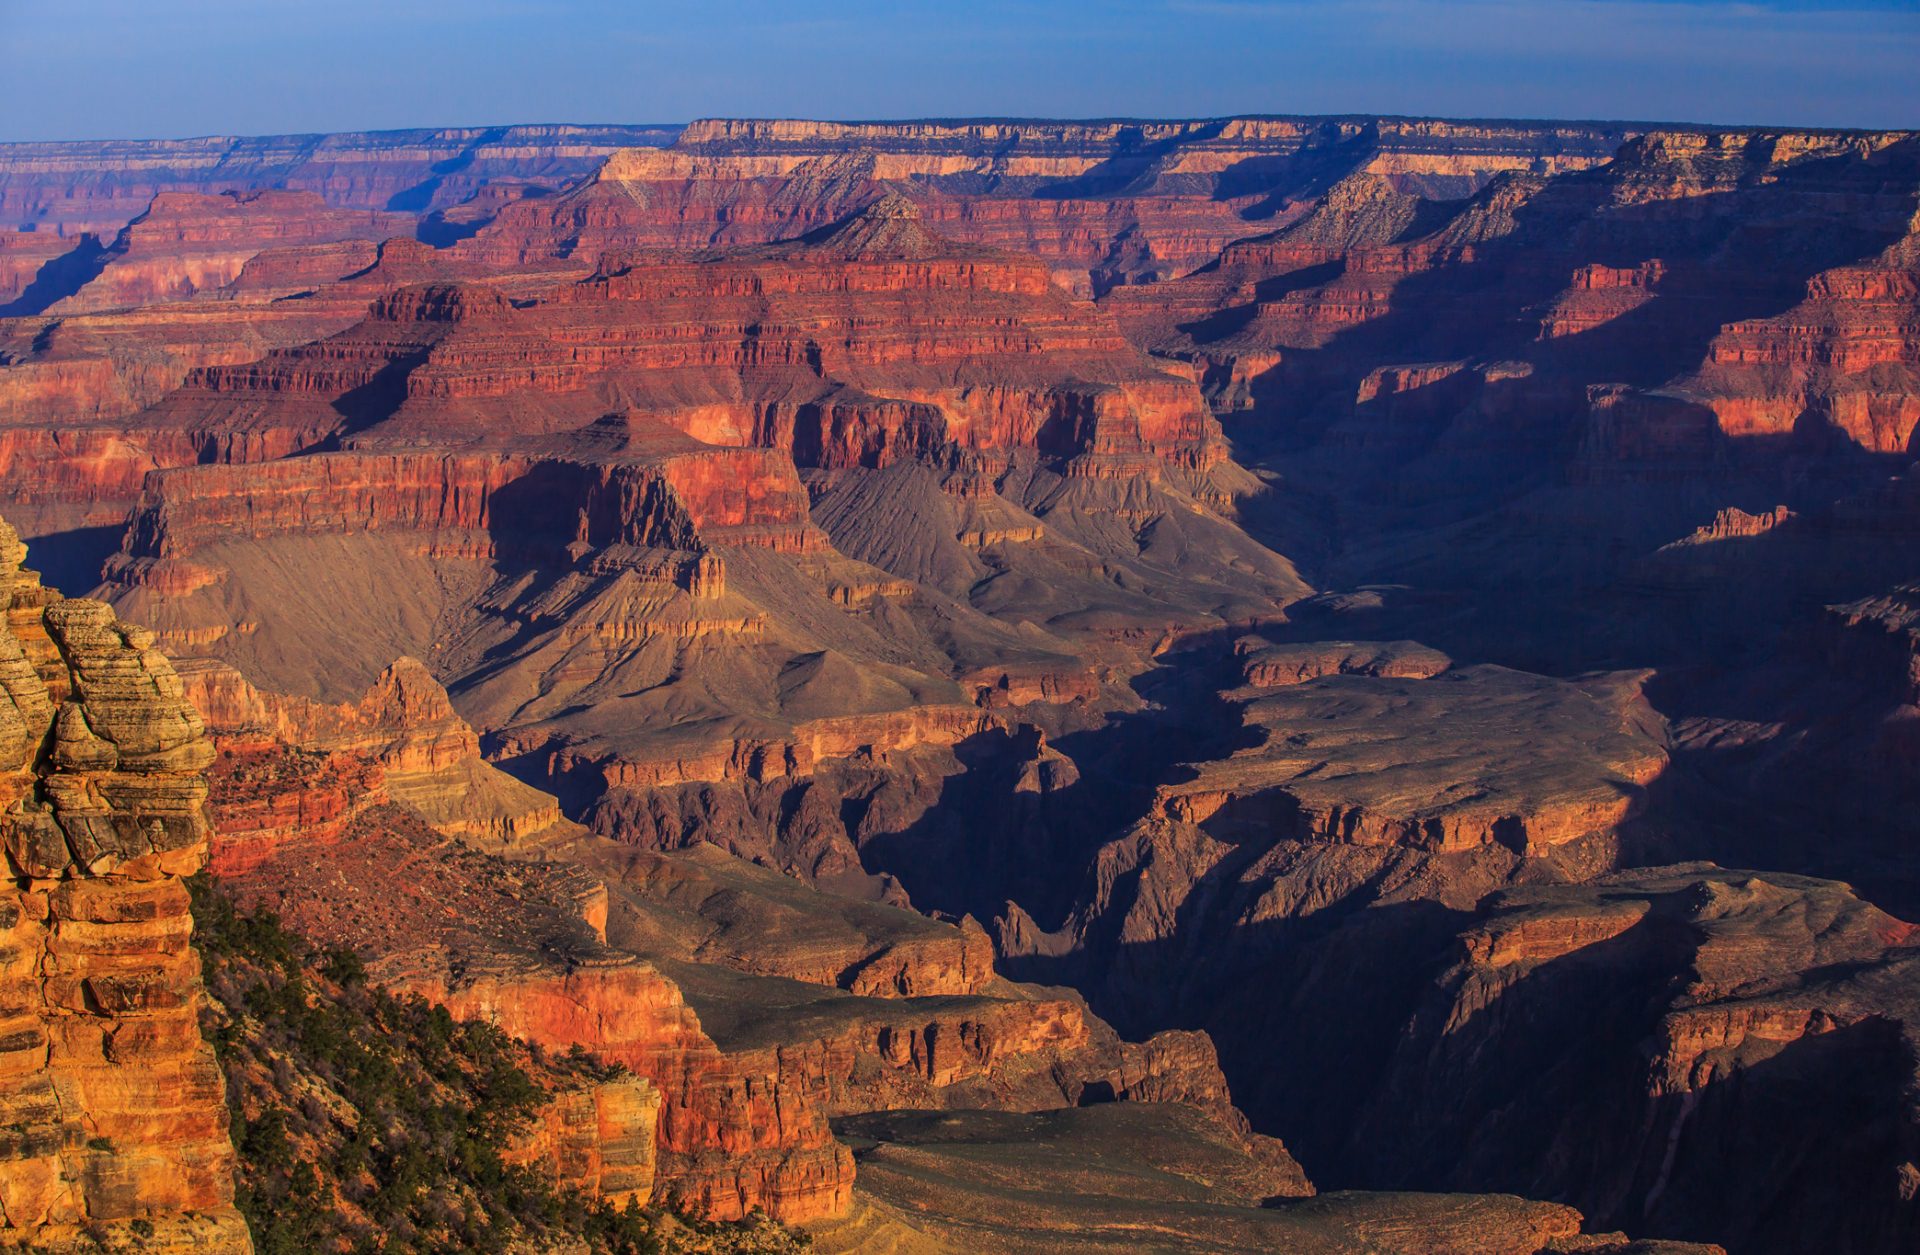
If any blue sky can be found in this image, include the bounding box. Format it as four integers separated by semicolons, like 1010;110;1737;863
1;0;1913;141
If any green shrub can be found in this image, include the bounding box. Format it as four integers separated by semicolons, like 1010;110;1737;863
188;874;807;1255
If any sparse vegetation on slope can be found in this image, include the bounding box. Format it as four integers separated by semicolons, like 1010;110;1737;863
189;875;811;1255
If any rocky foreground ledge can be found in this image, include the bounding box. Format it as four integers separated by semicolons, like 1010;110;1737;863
0;516;250;1252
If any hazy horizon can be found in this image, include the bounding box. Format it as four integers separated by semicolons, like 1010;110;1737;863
3;106;1915;149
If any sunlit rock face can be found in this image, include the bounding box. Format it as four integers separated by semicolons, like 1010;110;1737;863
0;517;250;1254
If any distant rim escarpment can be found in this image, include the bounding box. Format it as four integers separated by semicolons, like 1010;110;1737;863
9;112;1910;240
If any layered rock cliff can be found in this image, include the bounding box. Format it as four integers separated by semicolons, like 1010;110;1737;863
1112;128;1920;472
0;124;678;237
44;190;411;315
181;640;1314;1226
466;115;1633;295
1347;867;1920;1255
0;519;249;1252
75;201;1300;858
182;656;564;870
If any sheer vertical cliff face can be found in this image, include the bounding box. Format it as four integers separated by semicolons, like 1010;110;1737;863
399;959;855;1223
0;519;249;1253
499;1073;661;1205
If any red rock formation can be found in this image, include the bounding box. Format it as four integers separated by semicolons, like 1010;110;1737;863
1348;868;1920;1255
0;298;363;427
471;116;1633;293
222;237;383;299
70;196;1223;508
396;955;853;1223
114;441;822;570
182;656;563;871
500;1073;661;1205
0;519;248;1252
1678;221;1920;452
65;197;1300;847
1113;128;1920;480
49;190;410;314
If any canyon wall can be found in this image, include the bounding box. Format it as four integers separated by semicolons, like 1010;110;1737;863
472;115;1637;293
0;518;249;1253
0;123;678;236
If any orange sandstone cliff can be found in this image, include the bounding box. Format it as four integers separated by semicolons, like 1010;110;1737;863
0;517;250;1253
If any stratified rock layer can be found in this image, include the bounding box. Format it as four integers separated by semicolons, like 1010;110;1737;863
1351;867;1920;1255
0;124;678;237
0;517;249;1253
474;116;1634;294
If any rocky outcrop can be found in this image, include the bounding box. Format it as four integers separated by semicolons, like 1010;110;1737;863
500;1072;661;1204
46;190;411;314
575;839;997;993
1152;664;1667;856
182;656;564;870
1672;208;1920;453
397;953;854;1223
1234;636;1453;687
679;982;1097;1114
1346;868;1920;1255
0;519;249;1252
